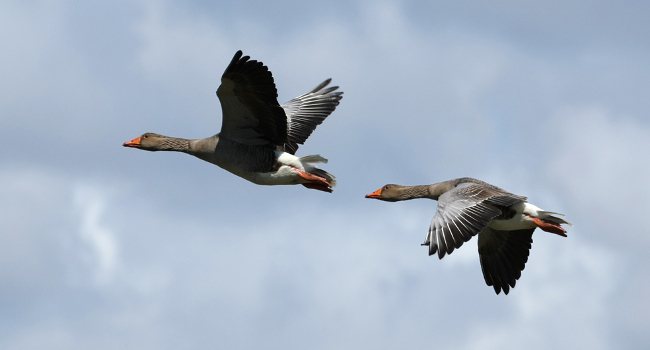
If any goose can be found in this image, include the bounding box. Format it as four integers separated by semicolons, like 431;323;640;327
365;177;572;294
123;50;343;192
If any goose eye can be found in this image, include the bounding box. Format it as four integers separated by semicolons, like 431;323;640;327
384;185;389;190
143;134;149;139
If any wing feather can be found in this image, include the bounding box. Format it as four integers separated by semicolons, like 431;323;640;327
280;79;343;154
424;182;527;259
217;51;288;147
478;227;535;295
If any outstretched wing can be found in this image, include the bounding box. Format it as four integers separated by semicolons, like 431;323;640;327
478;227;535;295
423;183;526;259
279;79;343;154
217;51;288;147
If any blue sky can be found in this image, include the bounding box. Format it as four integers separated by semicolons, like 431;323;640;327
2;0;649;349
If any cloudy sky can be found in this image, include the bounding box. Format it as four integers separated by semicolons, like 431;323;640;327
2;0;649;349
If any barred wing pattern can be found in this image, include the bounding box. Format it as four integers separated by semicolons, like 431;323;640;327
478;227;535;295
423;183;527;259
280;79;343;154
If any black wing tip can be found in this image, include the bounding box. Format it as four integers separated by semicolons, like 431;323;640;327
230;50;244;64
310;79;333;93
323;87;343;98
223;50;246;76
488;277;511;295
493;284;502;295
483;267;517;295
311;79;345;96
486;272;518;295
226;50;252;71
427;244;437;257
502;284;510;295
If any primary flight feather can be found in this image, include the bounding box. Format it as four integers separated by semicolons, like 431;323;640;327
124;51;343;192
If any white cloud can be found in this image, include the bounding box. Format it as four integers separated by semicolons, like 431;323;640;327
73;185;120;285
0;165;628;350
134;0;230;88
458;235;618;350
4;326;74;350
2;0;650;348
0;0;111;137
548;107;650;246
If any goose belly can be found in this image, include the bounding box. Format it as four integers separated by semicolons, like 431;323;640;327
246;151;308;185
208;144;307;186
488;215;536;231
248;166;306;185
487;202;536;231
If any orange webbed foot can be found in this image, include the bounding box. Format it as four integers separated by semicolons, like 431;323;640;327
531;216;568;237
291;166;333;193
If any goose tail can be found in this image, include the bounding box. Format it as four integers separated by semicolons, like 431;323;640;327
299;155;337;191
538;211;573;227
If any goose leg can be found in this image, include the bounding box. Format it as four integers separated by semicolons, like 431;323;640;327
290;166;333;193
530;217;567;237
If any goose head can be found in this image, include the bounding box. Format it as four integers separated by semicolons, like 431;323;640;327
123;133;185;152
365;184;410;202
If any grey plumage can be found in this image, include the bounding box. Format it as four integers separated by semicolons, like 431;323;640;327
281;79;343;154
366;177;571;295
211;137;277;173
425;193;502;258
124;50;343;192
424;179;527;259
421;180;534;294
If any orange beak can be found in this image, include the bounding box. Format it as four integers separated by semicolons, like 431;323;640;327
365;188;383;199
123;136;142;148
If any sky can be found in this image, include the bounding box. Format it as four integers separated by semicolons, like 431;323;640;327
1;0;649;349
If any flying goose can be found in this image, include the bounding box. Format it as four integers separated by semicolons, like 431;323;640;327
365;177;572;294
124;50;343;192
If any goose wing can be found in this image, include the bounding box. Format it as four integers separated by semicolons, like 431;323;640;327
423;182;527;259
478;227;535;295
216;51;288;147
280;79;343;154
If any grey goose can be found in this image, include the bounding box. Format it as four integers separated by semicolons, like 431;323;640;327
366;177;572;294
124;50;343;192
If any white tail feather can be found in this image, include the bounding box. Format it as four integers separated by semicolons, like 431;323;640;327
300;155;336;187
300;155;328;164
539;210;565;216
540;212;573;227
